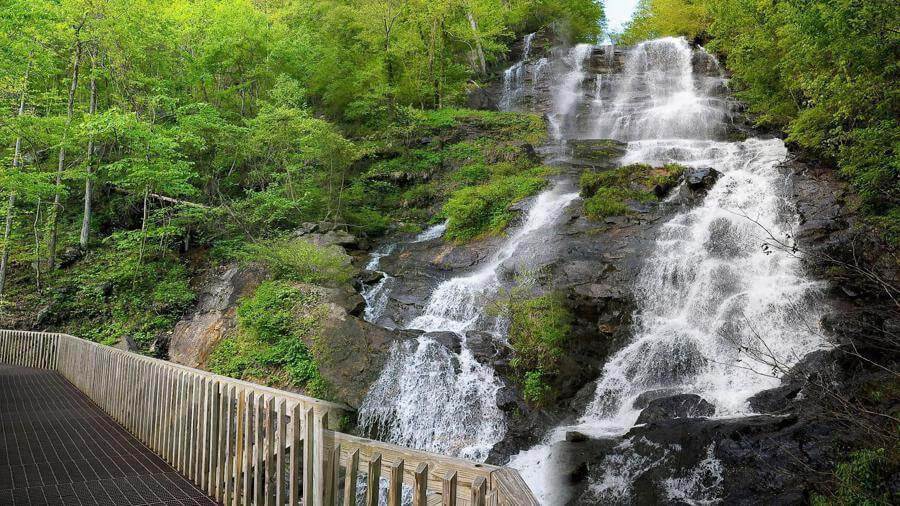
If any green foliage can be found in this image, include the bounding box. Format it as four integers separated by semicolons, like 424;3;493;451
619;0;709;43
494;284;572;405
811;448;896;505
443;172;547;241
522;370;553;405
242;238;354;286
579;163;682;219
207;280;329;396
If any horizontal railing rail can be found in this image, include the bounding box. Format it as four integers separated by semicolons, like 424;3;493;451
0;329;538;506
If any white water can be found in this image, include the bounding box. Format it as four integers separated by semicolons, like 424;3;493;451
359;35;586;461
499;33;536;110
510;37;826;504
361;222;449;324
359;184;579;461
547;44;593;141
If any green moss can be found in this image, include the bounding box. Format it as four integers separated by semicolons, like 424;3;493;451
580;163;686;220
207;280;331;397
494;288;573;406
443;172;548;242
523;370;553;405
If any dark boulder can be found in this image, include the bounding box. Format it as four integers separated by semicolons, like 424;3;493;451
636;393;715;424
465;330;509;364
424;331;462;354
685;166;721;192
567;139;627;168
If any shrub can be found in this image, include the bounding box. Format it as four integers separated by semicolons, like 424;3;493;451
523;370;553;405
580;163;683;220
443;174;547;241
207;281;330;396
244;238;354;285
812;448;895;505
494;286;573;405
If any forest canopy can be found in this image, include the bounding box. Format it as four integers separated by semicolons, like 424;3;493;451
0;0;603;342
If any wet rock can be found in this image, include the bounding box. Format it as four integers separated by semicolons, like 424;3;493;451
169;263;267;368
636;393;715;424
567;139;627;168
565;431;589;442
684;166;721;192
631;388;681;409
357;270;385;287
465;331;509;364
424;331;462;354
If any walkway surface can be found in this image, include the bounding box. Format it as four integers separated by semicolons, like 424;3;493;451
0;365;218;505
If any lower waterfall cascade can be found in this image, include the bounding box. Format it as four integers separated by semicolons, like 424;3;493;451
359;35;828;504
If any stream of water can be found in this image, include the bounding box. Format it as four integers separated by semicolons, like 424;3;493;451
359;35;826;504
508;37;826;504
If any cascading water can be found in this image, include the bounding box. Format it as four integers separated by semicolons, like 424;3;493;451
358;35;588;462
547;44;593;142
358;184;580;461
499;33;536;111
510;37;826;504
361;222;449;325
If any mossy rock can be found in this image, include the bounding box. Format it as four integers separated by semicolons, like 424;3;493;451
580;163;686;220
568;139;627;166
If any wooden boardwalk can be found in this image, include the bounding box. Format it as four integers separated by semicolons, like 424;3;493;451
0;365;217;505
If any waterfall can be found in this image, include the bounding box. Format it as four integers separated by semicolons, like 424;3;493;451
358;185;579;461
499;33;536;111
361;223;448;325
510;37;826;504
547;44;593;141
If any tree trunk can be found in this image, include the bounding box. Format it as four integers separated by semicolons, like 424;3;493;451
49;37;82;269
79;50;97;248
0;64;30;300
466;11;487;75
32;199;42;292
138;189;149;267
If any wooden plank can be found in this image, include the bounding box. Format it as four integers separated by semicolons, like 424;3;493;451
255;396;265;506
389;460;404;506
315;411;328;506
275;399;286;506
303;407;314;506
326;443;340;506
289;403;302;506
233;389;246;506
413;463;429;506
366;453;382;506
243;391;254;506
491;468;539;506
207;380;220;496
264;396;275;506
471;476;486;506
223;386;236;505
442;471;457;506
343;449;360;506
331;431;496;501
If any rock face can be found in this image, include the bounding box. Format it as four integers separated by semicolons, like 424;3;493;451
635;393;715;424
169;263;266;368
309;302;397;408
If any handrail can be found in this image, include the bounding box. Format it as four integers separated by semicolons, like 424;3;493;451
0;329;539;506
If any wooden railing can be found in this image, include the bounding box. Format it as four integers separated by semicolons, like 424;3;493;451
0;330;539;506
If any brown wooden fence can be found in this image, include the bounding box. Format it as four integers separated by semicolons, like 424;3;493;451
0;329;538;506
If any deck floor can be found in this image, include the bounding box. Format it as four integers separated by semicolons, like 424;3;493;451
0;365;218;505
